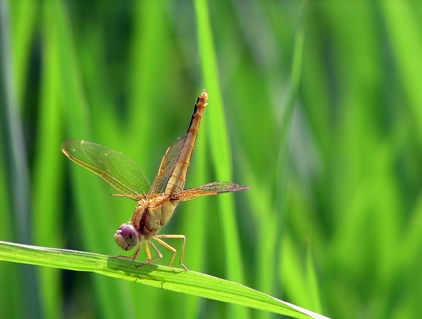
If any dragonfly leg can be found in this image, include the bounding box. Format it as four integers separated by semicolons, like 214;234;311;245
131;239;142;260
137;239;163;267
114;239;142;260
154;234;187;271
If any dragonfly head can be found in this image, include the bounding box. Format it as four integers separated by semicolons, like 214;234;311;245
114;223;139;251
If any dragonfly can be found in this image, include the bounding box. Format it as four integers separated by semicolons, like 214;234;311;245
61;90;249;270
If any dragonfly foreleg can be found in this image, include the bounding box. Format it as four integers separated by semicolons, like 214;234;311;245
115;239;142;260
131;239;142;260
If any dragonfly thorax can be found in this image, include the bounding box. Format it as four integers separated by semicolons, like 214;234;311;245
132;197;180;239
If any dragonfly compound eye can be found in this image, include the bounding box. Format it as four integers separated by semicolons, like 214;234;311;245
114;224;138;251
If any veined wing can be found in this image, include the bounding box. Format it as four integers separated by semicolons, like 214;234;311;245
172;181;249;202
62;139;149;200
148;136;186;195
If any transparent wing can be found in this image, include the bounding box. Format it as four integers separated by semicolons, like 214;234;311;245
61;139;149;200
148;136;187;194
172;181;249;201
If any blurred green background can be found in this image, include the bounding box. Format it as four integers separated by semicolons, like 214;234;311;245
1;1;422;319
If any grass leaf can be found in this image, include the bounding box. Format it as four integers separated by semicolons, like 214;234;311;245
0;241;329;319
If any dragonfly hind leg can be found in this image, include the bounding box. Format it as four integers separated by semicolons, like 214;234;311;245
154;234;187;271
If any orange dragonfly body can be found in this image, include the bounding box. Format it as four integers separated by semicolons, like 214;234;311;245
61;90;248;270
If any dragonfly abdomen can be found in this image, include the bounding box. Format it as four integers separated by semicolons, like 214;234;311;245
164;90;208;195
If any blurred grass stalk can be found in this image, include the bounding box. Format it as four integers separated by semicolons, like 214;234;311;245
0;0;41;318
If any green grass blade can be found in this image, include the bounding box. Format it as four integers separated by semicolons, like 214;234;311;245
194;0;246;297
381;2;422;139
305;242;322;314
0;241;330;319
31;5;65;318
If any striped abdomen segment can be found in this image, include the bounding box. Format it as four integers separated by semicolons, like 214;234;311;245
164;90;208;195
